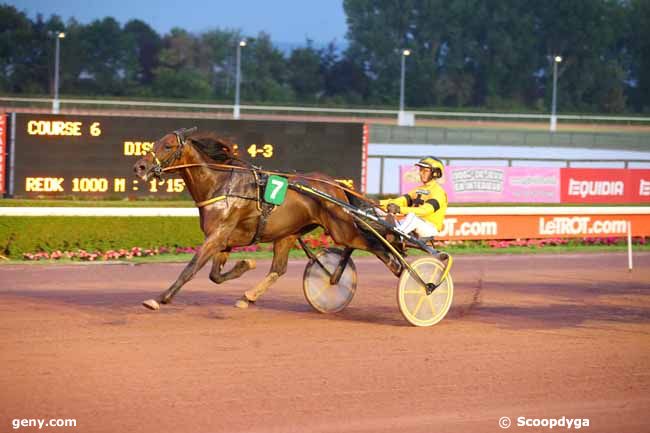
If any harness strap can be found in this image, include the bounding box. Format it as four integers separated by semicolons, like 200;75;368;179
195;195;226;208
249;201;274;245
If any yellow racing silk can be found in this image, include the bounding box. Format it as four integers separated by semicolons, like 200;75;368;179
379;179;448;230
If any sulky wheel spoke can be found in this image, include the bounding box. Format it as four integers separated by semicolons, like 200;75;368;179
412;295;426;317
404;289;425;295
427;296;436;316
310;286;325;301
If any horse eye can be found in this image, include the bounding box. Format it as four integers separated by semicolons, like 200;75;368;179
164;144;172;150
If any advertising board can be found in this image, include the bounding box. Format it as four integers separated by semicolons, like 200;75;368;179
561;168;650;203
400;166;561;203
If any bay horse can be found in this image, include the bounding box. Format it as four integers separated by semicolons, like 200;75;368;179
133;127;401;311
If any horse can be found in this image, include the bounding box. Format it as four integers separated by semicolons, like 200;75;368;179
133;127;402;311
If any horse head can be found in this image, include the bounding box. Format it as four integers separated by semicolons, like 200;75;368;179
133;127;199;181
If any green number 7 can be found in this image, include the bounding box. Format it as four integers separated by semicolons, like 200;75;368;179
269;178;284;199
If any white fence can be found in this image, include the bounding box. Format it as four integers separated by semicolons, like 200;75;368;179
2;96;650;123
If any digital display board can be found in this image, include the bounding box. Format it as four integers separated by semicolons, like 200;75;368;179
10;114;364;198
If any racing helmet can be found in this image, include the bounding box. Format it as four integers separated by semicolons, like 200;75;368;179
415;156;444;179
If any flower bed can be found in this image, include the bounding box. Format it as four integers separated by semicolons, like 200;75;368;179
18;235;647;261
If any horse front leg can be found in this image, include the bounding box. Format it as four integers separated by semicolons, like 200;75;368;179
142;231;228;311
235;235;297;309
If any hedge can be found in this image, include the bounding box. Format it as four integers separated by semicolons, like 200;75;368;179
0;217;204;259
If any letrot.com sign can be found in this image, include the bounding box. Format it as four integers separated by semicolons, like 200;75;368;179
436;211;650;240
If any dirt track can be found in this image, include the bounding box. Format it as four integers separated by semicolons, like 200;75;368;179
1;252;649;433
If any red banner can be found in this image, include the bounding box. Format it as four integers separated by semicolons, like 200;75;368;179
560;168;650;204
0;114;6;194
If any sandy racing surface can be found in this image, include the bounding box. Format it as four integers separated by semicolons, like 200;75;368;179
1;252;649;433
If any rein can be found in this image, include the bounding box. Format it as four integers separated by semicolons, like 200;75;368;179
147;127;376;208
161;162;377;208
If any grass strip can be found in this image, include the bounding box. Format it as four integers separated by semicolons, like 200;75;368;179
3;242;648;266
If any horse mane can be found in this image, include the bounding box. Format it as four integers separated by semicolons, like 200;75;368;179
187;132;236;163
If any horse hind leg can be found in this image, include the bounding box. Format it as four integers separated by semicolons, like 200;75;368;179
328;221;403;277
209;252;256;284
235;235;297;309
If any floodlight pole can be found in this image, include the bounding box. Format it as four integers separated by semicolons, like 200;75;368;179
399;49;410;114
234;40;246;119
550;55;562;132
397;49;412;126
52;32;65;114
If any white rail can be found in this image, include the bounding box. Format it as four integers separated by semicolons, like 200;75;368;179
2;96;650;122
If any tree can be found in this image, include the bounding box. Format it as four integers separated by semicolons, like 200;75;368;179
533;0;627;112
627;0;650;112
199;29;242;99
123;19;162;87
288;40;324;102
72;17;138;95
241;32;293;103
0;6;31;92
344;0;421;105
0;7;64;94
152;28;211;98
1;1;647;112
322;42;369;103
462;0;538;108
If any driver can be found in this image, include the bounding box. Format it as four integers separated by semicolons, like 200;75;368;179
379;156;448;238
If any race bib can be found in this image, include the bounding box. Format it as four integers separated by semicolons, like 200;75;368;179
264;175;289;205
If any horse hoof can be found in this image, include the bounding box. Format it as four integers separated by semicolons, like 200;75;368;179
245;259;257;270
143;299;160;310
234;298;250;309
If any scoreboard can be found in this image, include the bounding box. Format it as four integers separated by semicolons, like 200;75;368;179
7;114;365;198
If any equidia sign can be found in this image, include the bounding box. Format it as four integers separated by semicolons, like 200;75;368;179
561;168;650;203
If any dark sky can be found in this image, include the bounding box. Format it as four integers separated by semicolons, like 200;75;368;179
9;0;348;45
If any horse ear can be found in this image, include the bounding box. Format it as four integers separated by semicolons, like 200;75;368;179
176;126;197;142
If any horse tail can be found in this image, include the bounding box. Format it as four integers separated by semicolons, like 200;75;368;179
339;190;393;253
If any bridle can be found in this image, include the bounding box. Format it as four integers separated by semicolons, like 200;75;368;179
148;127;197;179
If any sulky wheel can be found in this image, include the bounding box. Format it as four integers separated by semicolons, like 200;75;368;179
397;257;454;327
303;248;357;313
